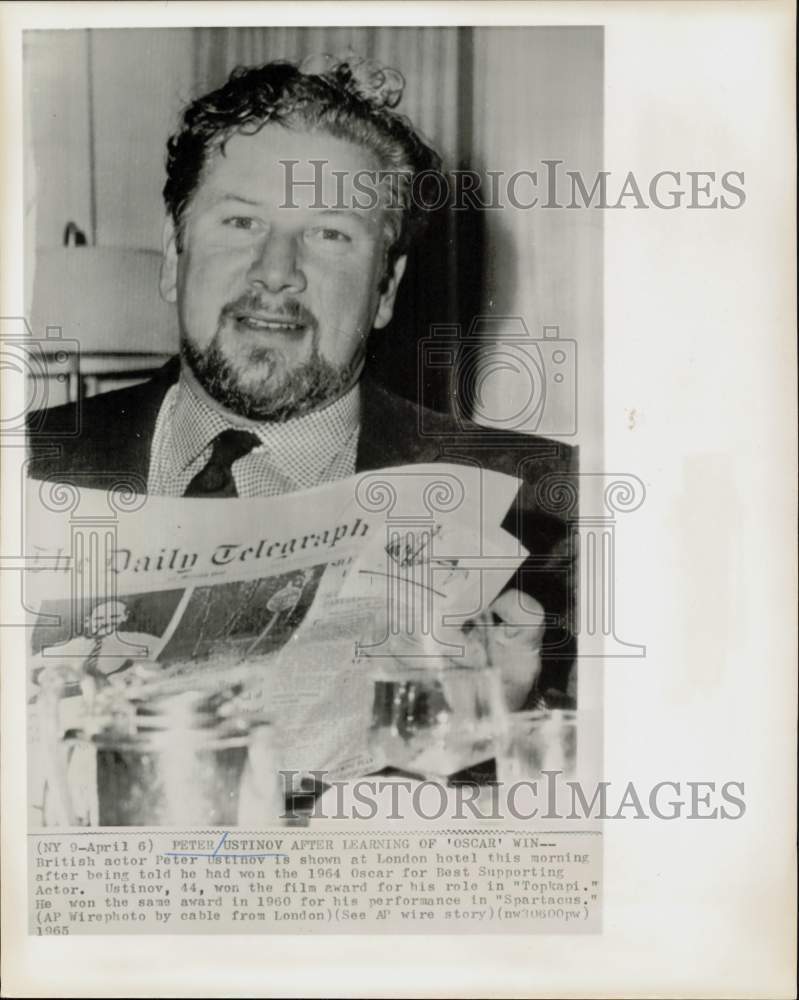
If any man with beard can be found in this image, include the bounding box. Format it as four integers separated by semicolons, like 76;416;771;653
28;55;575;714
32;599;162;696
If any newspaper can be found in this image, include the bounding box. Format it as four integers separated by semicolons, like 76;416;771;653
26;463;527;825
23;466;604;936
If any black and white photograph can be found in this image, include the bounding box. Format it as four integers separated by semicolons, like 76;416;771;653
22;24;599;837
158;567;325;663
31;590;183;665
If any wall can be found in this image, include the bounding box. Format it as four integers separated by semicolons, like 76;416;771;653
471;27;603;451
26;28;194;251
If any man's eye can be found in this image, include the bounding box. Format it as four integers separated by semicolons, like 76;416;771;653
223;216;258;231
307;227;352;244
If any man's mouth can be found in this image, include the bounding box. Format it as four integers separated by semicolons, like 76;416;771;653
233;313;307;334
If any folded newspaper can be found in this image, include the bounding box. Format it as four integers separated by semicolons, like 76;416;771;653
26;464;528;826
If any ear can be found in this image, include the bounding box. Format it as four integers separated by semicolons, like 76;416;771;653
159;216;179;304
373;254;407;330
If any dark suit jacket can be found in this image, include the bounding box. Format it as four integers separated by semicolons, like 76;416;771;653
28;358;577;696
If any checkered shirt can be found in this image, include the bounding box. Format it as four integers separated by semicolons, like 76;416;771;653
147;373;360;498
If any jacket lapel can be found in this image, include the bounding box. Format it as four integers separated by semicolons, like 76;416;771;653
356;375;443;472
91;359;179;483
31;357;180;491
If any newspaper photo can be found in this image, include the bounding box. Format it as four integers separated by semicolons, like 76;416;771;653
1;2;795;998
14;15;599;945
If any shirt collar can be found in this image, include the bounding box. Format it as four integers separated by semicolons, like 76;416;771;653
165;370;361;486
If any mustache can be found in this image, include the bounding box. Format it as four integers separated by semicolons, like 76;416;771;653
220;294;317;329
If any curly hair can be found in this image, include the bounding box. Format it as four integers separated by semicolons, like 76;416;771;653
163;58;443;276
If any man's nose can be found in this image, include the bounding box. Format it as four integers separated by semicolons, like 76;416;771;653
248;232;307;294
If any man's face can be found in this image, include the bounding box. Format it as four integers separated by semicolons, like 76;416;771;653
161;124;406;421
88;602;128;636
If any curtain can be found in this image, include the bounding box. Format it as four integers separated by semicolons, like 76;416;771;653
193;26;463;165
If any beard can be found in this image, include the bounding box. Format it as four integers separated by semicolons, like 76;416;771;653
182;331;362;422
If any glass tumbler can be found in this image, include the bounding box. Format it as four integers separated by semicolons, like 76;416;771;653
368;660;509;781
68;687;282;826
496;708;578;785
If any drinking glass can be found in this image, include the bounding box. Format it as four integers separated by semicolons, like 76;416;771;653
60;685;282;826
496;708;578;785
367;660;509;782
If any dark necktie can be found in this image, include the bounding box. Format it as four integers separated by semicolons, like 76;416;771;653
83;631;134;683
183;429;260;497
83;633;104;677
